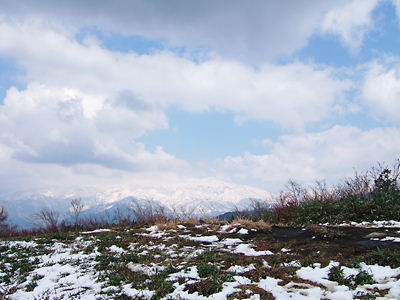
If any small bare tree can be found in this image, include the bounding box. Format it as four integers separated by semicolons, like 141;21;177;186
0;205;7;225
129;200;169;225
114;206;134;226
308;180;334;202
0;205;18;236
171;205;196;220
70;198;84;228
32;208;60;231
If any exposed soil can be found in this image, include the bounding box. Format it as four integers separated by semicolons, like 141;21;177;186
231;225;400;267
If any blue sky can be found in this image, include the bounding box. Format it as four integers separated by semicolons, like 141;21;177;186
1;0;400;192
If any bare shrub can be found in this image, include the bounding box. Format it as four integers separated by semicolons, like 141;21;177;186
0;206;18;236
284;180;308;205
69;198;84;228
233;199;272;221
171;205;197;220
32;208;60;231
79;215;112;230
250;199;272;219
155;220;179;231
128;200;170;225
114;206;134;226
308;180;334;202
335;171;372;200
0;205;7;226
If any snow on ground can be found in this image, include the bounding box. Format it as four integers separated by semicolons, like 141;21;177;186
127;263;165;276
332;220;400;228
186;235;219;243
1;221;400;299
376;236;400;243
228;264;256;273
296;262;400;300
81;228;112;234
218;238;243;246
237;228;249;234
233;244;274;256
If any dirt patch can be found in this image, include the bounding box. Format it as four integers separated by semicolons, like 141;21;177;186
244;225;400;267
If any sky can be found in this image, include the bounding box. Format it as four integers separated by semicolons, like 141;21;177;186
1;0;400;193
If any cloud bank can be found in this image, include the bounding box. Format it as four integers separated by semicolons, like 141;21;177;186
0;0;399;193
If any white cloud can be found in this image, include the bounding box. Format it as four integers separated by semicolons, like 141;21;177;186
0;0;354;62
321;0;380;53
0;146;192;193
0;18;352;130
0;83;188;172
0;3;388;193
0;16;356;190
391;0;400;21
215;126;400;191
361;60;400;122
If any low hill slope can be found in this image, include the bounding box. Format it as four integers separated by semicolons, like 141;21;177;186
1;221;400;299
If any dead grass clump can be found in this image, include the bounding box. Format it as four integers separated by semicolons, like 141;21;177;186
204;218;229;231
204;217;223;225
233;219;272;231
181;218;200;227
241;267;271;282
155;220;179;231
184;279;222;296
227;285;274;300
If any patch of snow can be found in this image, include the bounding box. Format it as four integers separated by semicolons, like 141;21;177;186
219;224;231;232
335;220;400;228
234;244;274;256
187;235;219;243
146;225;159;233
358;263;400;282
168;266;200;281
228;264;256;273
138;250;149;256
122;284;155;299
13;262;103;300
107;245;126;254
219;238;243;246
296;261;340;288
6;241;38;248
380;236;400;243
283;261;301;268
127;263;164;276
81;228;111;234
238;228;249;234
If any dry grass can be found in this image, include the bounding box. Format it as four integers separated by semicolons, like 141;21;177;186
228;285;274;300
204;218;229;231
181;218;201;226
232;219;272;231
204;218;226;225
154;220;179;231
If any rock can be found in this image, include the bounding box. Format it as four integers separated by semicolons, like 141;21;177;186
365;232;387;238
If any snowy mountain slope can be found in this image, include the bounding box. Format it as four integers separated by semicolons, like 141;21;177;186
0;179;272;228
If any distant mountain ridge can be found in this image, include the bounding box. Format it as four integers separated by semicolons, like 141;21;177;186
0;180;272;228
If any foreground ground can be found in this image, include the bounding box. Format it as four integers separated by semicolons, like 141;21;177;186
1;220;400;300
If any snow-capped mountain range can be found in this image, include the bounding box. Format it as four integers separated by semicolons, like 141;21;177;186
0;179;272;228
